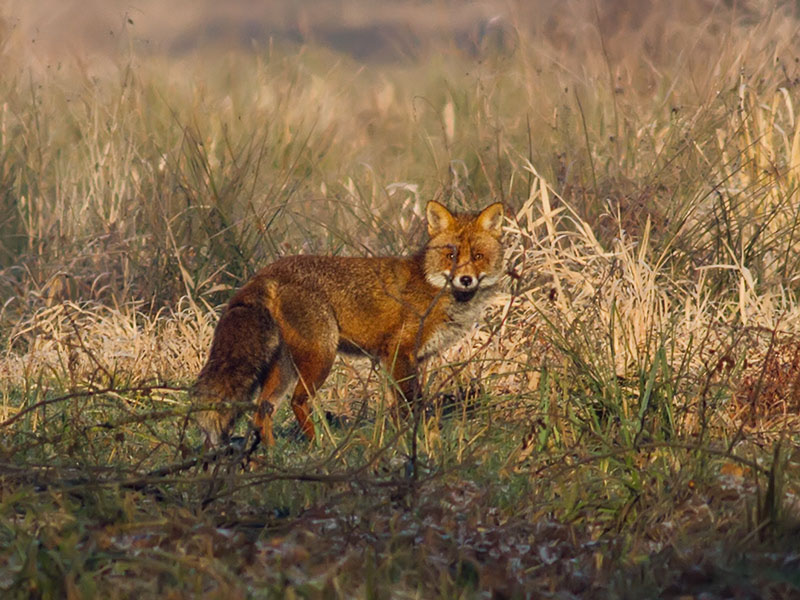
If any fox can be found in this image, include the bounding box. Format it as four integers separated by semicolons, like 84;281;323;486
192;200;505;448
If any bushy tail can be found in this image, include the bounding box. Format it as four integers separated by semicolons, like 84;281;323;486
192;301;283;447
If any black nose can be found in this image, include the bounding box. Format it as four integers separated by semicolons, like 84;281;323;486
459;275;473;287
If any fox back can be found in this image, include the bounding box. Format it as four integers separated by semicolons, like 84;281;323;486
193;201;505;448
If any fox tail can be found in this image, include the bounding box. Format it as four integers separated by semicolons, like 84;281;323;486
192;300;284;447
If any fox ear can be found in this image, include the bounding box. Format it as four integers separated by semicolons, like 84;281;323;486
477;202;504;234
426;201;455;236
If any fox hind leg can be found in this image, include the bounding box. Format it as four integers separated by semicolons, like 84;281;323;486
386;350;421;420
288;350;336;441
254;347;334;444
271;286;339;442
253;345;297;446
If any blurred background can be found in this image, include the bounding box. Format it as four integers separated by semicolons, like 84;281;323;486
1;0;761;66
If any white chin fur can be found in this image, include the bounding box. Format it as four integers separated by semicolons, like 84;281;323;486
479;273;500;286
426;272;449;288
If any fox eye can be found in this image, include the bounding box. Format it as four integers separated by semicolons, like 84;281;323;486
473;252;483;260
446;250;456;260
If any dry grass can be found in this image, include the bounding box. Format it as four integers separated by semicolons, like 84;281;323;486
2;1;800;598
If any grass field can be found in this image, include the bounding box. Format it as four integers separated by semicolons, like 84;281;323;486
3;1;800;598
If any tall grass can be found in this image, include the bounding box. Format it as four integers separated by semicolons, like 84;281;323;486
2;1;800;598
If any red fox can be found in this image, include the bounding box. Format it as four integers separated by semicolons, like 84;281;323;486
193;201;505;447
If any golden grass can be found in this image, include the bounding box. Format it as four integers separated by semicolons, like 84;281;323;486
2;1;800;598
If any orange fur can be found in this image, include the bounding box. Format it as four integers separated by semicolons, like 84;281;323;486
193;201;505;447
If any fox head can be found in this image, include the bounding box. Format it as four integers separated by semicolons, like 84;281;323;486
423;201;505;302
